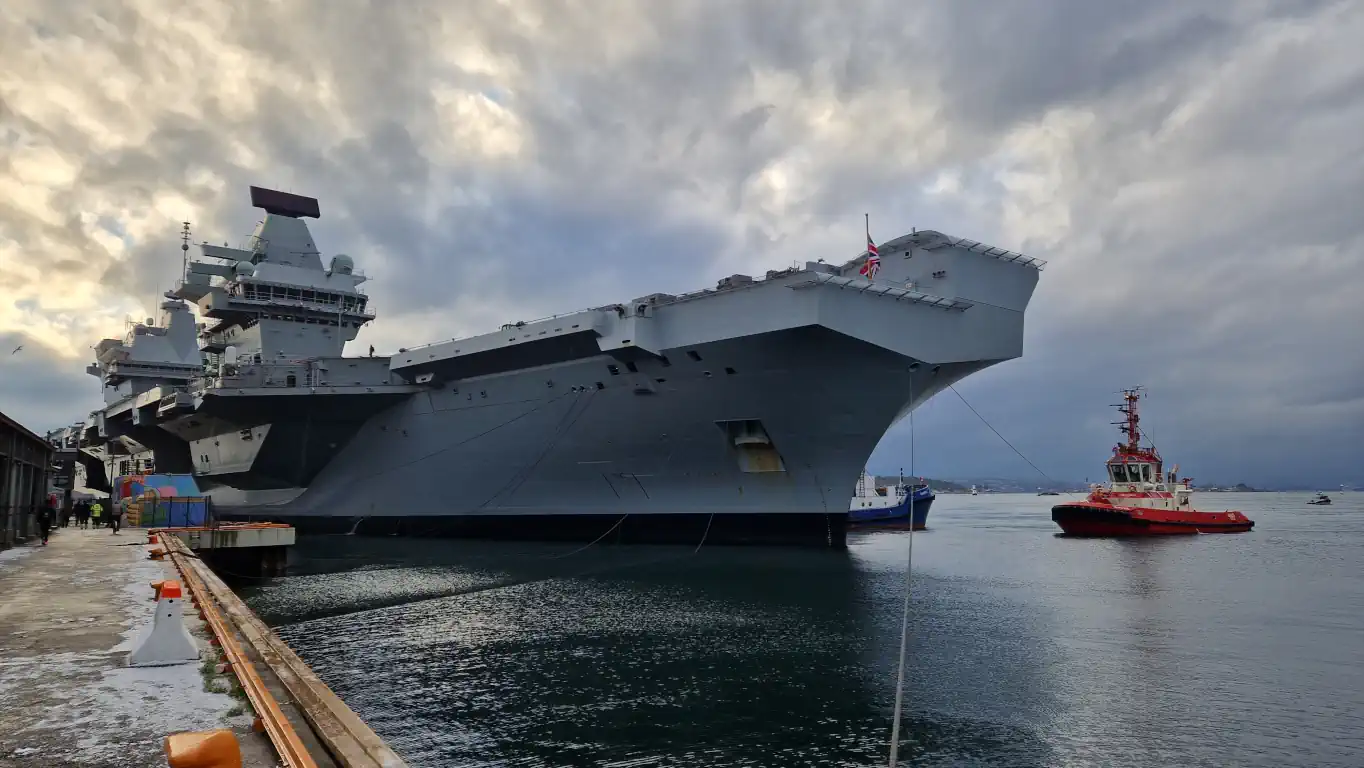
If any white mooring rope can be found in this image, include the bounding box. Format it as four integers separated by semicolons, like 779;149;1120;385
888;370;918;766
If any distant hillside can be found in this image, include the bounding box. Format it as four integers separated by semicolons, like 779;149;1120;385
870;475;969;492
875;475;1087;493
872;475;1355;493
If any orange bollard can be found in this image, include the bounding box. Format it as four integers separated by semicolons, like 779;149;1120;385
149;547;166;561
163;728;243;768
150;580;166;601
148;532;159;544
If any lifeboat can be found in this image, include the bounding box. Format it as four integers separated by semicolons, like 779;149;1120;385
1051;387;1254;536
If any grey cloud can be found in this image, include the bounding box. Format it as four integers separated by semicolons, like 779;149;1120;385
1290;375;1364;409
0;268;32;291
919;0;1334;130
0;331;100;431
49;259;84;274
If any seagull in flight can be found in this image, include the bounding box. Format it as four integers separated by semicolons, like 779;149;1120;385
9;345;21;355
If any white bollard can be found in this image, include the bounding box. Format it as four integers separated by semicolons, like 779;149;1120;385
128;579;201;667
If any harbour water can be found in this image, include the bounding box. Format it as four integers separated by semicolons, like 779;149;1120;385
241;493;1364;767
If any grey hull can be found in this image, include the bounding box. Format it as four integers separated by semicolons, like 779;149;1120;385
221;328;990;527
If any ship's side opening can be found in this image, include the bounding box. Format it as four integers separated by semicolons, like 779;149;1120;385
716;419;786;473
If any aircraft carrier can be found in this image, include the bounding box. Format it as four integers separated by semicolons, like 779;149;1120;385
72;185;1044;546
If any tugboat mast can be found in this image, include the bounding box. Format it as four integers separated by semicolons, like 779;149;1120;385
1113;386;1145;452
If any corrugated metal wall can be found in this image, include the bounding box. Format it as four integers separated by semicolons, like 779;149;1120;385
1;411;54;549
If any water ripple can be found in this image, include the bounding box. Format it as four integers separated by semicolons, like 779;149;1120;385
240;493;1364;767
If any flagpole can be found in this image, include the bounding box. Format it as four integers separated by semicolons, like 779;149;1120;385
865;213;870;245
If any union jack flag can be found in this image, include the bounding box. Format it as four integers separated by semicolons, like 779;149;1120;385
858;234;881;279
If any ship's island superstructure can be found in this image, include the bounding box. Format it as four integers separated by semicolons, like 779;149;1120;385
70;186;1044;546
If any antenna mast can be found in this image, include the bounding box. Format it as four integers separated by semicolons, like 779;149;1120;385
180;221;192;282
1111;386;1145;452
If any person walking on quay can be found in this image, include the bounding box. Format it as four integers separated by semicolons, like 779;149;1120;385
89;500;103;529
76;500;89;528
37;502;55;546
110;504;123;535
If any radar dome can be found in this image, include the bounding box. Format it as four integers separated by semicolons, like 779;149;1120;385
330;254;355;275
233;262;255;278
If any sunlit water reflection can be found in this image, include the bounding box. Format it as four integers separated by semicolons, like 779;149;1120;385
241;493;1364;767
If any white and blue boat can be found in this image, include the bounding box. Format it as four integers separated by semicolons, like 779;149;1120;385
848;470;935;530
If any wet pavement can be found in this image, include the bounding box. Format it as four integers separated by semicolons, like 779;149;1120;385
0;526;276;767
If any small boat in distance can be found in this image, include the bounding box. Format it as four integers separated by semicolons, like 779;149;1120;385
1051;387;1254;536
848;470;935;530
1307;493;1332;506
970;485;979;496
1037;489;1060;496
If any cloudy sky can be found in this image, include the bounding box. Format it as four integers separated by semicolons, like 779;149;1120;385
2;0;1361;488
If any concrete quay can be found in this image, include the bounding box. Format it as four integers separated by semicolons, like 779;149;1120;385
0;526;277;767
1;524;405;768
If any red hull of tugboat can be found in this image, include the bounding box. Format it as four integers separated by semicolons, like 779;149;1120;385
1051;502;1254;536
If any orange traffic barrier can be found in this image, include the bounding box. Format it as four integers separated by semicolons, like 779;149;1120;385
164;729;243;768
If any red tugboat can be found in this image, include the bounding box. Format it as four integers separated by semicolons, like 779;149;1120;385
1051;387;1254;536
